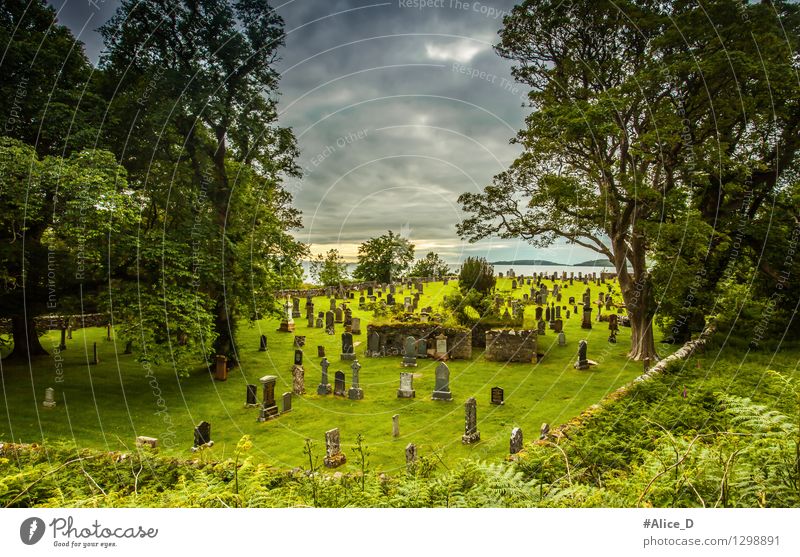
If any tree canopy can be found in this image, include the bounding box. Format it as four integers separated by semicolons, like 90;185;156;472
458;0;800;359
353;231;414;283
409;252;450;279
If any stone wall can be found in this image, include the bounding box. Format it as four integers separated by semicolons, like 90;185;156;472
483;329;538;363
0;313;108;334
366;323;472;359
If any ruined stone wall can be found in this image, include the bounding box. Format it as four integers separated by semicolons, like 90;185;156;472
483;329;538;363
366;323;472;359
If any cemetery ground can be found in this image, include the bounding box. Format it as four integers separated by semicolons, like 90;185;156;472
5;277;685;473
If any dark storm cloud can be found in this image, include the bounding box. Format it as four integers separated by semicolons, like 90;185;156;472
47;0;598;263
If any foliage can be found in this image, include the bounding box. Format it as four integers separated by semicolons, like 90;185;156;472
352;231;414;283
443;289;493;326
458;257;495;295
0;0;103;156
97;0;306;360
310;249;349;286
409;252;450;279
0;137;136;358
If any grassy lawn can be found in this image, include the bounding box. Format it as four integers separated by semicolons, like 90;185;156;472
0;277;674;474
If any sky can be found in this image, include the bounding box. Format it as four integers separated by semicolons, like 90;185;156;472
48;0;600;264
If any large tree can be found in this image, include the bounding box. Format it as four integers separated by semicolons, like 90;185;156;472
409;252;450;279
0;138;134;360
98;0;305;363
353;231;414;283
458;0;800;361
310;249;349;286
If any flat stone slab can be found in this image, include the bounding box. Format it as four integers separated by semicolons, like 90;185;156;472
259;375;278;383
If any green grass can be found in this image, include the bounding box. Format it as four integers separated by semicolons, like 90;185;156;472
0;278;674;474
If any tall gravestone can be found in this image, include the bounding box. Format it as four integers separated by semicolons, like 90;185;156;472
432;362;453;401
351;317;362;335
245;384;258;408
574;340;590;370
402;336;417;367
510;427;523;455
325;311;335;335
323;428;346;468
334;370;346;396
392;414;400;437
317;357;332;395
258;375;279;421
259;334;268;351
367;330;381;357
292;362;305;395
405;443;417;469
462;397;480;444
348;359;363;400
341;332;355;361
282;392;292;413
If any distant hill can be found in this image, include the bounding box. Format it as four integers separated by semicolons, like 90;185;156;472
573;259;614;267
489;259;563;266
490;258;614;267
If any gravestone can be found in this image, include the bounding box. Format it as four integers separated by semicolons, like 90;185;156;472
214;354;228;381
292;297;301;318
259;334;268;351
325;311;335;335
323;428;346;468
537;320;546;335
402;336;417;367
58;327;67;350
581;305;593;329
608;313;619;331
415;338;427;358
282;392;292;413
491;386;504;405
278;300;295;332
348;359;364;400
397;371;415;398
318;345;325;358
316;316;323;328
461;397;480;444
392;414;400;437
92;342;99;365
351;317;362;335
292;364;305;395
608;329;618;344
317;357;332;395
387;293;395;306
510;427;523;455
435;333;448;360
344;308;353;327
329;298;337;311
554;319;564;333
294;349;303;366
294;335;306;348
42;387;56;408
306;300;314;319
367;331;381;357
432;362;453;401
574;340;590;370
136;436;158;449
359;295;366;309
193;421;211;447
341;332;355;361
245;384;259;408
558;331;567;346
535;307;543;321
334;307;343;323
405;443;417;468
258;375;279;421
540;423;550;440
334;370;346;396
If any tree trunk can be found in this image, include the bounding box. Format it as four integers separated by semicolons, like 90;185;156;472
212;299;236;364
627;305;657;361
614;236;658;362
6;315;49;361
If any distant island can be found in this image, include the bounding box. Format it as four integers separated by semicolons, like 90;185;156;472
490;258;614;267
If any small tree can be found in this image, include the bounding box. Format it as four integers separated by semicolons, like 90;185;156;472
353;231;414;283
309;249;349;286
409;252;451;279
458;257;496;295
